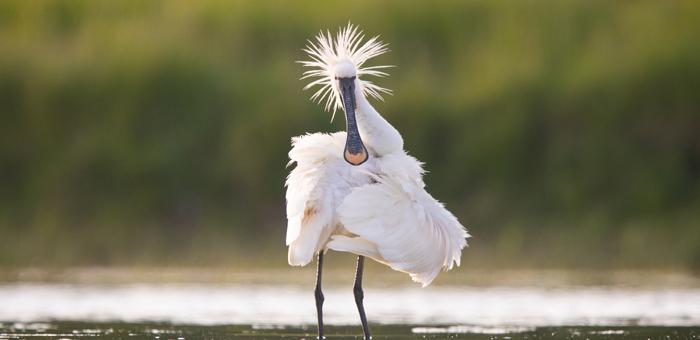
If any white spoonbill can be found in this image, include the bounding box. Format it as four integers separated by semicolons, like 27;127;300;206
285;24;469;339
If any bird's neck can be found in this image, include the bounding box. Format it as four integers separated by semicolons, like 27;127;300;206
355;91;404;156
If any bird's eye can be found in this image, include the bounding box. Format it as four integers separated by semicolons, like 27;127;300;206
334;76;338;80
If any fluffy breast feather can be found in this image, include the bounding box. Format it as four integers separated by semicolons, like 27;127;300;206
285;132;373;266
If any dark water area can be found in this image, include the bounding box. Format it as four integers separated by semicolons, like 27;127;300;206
1;322;699;340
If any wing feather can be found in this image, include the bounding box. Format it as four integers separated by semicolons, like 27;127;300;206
330;152;469;286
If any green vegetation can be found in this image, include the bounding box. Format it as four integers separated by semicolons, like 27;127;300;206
0;1;698;270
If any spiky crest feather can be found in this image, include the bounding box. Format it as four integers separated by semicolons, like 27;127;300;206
299;23;392;121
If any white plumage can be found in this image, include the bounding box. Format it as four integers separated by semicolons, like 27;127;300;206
286;24;469;287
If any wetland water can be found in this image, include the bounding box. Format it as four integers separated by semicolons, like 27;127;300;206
1;283;699;339
1;322;699;339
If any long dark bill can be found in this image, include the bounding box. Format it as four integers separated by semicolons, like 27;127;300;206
339;77;368;166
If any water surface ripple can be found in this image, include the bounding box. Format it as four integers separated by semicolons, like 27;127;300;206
1;284;699;327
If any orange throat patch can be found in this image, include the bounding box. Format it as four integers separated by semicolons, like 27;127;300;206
344;148;368;166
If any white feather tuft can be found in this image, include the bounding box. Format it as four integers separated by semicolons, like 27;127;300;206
298;23;393;120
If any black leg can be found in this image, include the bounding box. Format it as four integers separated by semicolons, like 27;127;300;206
314;251;325;339
353;256;371;339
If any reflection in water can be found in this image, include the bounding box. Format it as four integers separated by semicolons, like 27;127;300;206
1;284;699;326
412;325;536;334
0;322;698;339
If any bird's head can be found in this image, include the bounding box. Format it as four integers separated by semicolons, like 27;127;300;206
299;24;392;166
333;59;357;79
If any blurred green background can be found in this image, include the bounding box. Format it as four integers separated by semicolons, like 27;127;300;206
0;0;698;271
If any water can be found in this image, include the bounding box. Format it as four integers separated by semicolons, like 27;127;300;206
1;322;699;339
1;283;699;339
3;284;700;325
